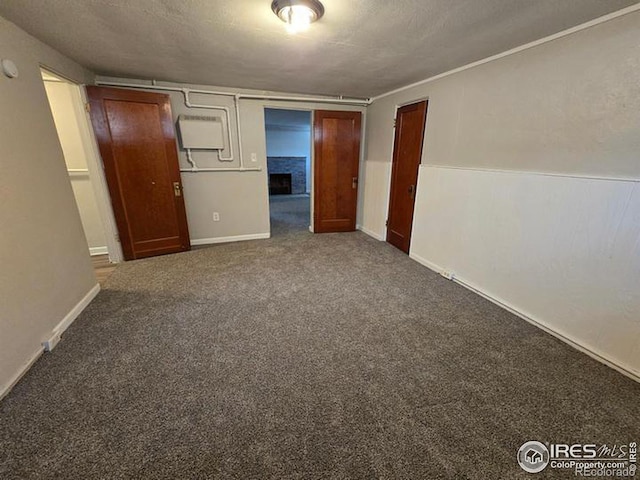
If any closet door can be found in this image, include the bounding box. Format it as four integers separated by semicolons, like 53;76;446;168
87;86;190;260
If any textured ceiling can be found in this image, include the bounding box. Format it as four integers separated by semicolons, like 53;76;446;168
0;0;636;98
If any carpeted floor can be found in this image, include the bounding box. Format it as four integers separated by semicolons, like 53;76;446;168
269;194;311;236
1;195;638;479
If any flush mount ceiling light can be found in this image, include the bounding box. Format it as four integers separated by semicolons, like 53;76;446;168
271;0;325;34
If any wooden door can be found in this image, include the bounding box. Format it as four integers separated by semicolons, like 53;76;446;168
386;101;428;253
313;110;362;233
86;86;190;260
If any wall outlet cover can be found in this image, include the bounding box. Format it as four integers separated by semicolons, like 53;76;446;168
43;333;61;352
441;271;455;280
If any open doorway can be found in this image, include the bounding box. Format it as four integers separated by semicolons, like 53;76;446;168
264;108;312;236
41;69;121;277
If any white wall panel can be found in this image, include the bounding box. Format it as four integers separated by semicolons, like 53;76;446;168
410;165;640;378
358;161;391;240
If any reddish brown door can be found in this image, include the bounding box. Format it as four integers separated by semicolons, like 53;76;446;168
313;110;362;233
86;86;190;260
386;101;428;253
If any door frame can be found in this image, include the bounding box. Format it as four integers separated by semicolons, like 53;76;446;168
76;86;123;262
383;97;429;242
262;106;315;232
261;104;366;235
40;66;123;263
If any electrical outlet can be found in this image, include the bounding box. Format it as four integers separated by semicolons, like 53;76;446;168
43;333;61;352
213;212;220;222
251;153;257;162
440;271;455;281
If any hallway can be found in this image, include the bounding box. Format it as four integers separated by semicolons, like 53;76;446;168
269;194;310;237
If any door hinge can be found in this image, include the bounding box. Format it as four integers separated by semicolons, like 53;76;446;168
385;219;389;226
393;118;396;128
85;102;91;113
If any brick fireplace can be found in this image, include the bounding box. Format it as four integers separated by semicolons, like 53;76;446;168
269;173;292;195
267;156;307;194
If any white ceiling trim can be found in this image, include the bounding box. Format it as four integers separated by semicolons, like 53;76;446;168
370;3;640;102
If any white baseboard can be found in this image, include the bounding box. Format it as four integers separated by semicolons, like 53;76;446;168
0;347;43;401
52;283;101;339
408;252;443;273
89;246;108;256
358;225;385;241
409;252;640;384
0;283;101;401
191;232;270;246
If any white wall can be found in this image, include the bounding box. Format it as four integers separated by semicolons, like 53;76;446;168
362;10;640;378
172;90;273;244
265;125;312;193
359;161;391;240
411;166;640;378
0;16;98;397
44;80;108;253
96;77;365;242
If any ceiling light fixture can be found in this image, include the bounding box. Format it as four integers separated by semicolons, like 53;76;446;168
271;0;324;34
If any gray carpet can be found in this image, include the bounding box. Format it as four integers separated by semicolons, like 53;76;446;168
269;194;311;236
1;195;638;479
